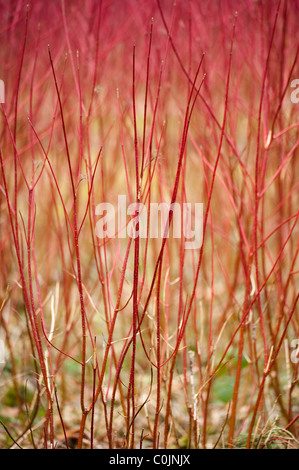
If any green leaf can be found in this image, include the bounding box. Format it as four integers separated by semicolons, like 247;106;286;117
213;375;234;403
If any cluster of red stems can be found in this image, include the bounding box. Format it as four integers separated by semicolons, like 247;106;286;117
0;0;298;449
